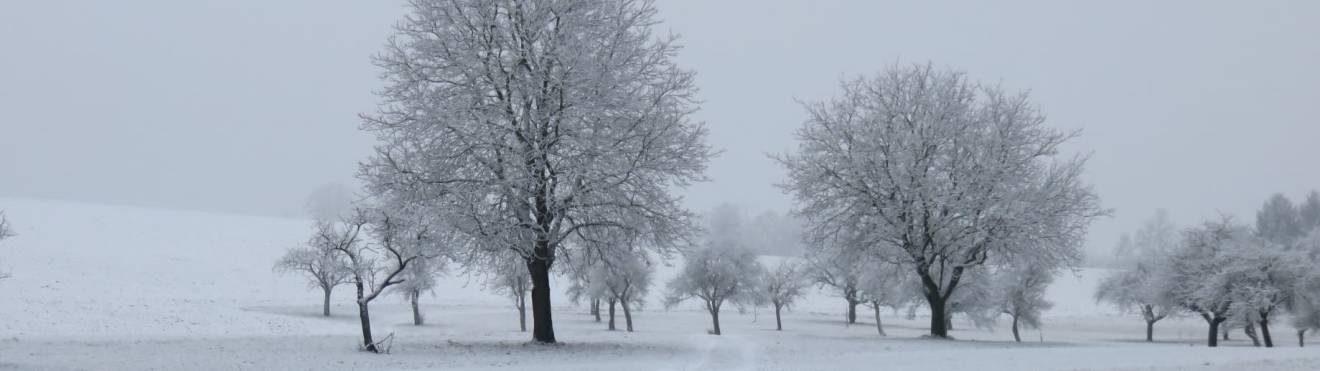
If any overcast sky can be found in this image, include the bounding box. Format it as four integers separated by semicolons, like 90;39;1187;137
2;0;1317;258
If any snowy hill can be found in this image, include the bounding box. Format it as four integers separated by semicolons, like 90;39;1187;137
1;198;1318;370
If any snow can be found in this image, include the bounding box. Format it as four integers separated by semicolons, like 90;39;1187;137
2;198;1319;370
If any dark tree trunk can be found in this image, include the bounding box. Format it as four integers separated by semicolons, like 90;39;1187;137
1208;317;1224;347
410;290;423;326
1260;317;1273;348
591;299;601;322
873;303;886;336
1146;320;1155;342
527;253;556;343
622;300;633;332
1011;315;1021;342
607;298;617;331
847;299;859;324
1222;325;1230;341
358;300;377;353
774;304;783;331
322;286;333;317
708;300;722;335
1300;329;1307;347
928;294;949;338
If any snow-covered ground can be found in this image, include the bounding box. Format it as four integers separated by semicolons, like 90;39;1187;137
1;198;1318;370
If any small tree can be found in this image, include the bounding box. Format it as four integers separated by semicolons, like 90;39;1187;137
996;265;1056;342
0;211;13;281
591;253;654;332
764;261;809;331
326;208;432;353
486;256;532;332
1096;210;1180;342
1166;218;1243;347
806;247;864;324
665;245;765;335
857;261;917;336
274;242;350;317
396;255;442;326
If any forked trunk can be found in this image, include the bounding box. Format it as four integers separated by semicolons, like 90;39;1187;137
708;301;722;335
1207;316;1224;347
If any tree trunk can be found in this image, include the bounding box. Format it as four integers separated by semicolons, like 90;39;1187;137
322;286;333;317
710;307;722;335
1300;329;1307;347
846;299;858;324
1222;325;1230;341
1011;315;1022;342
592;299;601;322
410;290;423;326
1259;317;1273;348
1246;322;1260;347
517;291;527;332
527;256;555;343
774;304;783;331
358;300;377;353
873;303;886;336
622;300;634;332
928;294;949;338
607;298;617;331
1208;317;1223;347
1146;320;1155;342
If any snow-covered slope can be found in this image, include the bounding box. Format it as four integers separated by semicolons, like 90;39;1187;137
1;198;1317;370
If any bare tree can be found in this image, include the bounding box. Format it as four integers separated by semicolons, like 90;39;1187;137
274;241;350;317
665;240;765;335
590;252;653;332
1096;210;1180;342
806;247;864;325
360;0;712;343
764;261;808;331
324;208;433;353
995;264;1056;342
778;63;1106;338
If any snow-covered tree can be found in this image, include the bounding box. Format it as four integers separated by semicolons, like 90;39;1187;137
1165;218;1246;347
778;63;1106;338
0;211;13;281
665;214;766;336
1298;191;1320;231
1256;193;1304;246
359;0;712;344
395;255;443;326
590;252;653;332
485;254;531;332
764;261;809;331
805;246;865;325
1096;210;1180;342
856;260;916;336
274;239;350;317
325;207;436;353
995;264;1056;342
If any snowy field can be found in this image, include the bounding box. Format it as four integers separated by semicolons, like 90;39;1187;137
1;198;1318;371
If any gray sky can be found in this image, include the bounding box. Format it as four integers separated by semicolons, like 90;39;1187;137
2;0;1318;258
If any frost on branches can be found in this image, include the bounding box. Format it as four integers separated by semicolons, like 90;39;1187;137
359;0;712;343
778;63;1106;338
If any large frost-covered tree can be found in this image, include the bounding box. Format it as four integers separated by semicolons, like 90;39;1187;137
1096;210;1179;342
778;63;1106;338
274;239;351;317
360;0;712;343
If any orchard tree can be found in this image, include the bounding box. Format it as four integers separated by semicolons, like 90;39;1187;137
590;252;653;332
806;246;865;325
274;241;350;317
995;264;1056;342
666;211;765;336
764;261;809;331
485;254;532;332
396;255;444;326
778;63;1106;338
857;260;915;336
1166;218;1245;347
360;0;712;343
1096;210;1180;342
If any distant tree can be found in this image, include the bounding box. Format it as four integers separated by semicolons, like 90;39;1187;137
856;260;916;336
274;240;350;317
778;63;1106;338
304;183;356;222
564;251;605;323
0;211;13;281
806;247;864;325
395;255;443;326
764;261;809;331
1096;210;1180;342
996;264;1056;342
485;255;532;333
666;210;765;335
591;252;653;332
1166;218;1244;347
1298;191;1320;231
1256;194;1304;246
